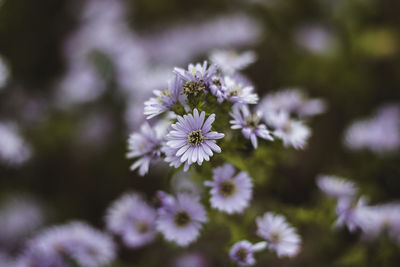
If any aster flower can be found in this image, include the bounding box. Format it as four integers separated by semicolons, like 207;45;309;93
210;50;256;75
165;109;224;168
174;61;217;97
127;121;167;176
264;111;311;149
229;240;267;266
335;197;368;232
156;192;207;247
317;175;358;199
230;105;273;149
256;212;301;258
224;76;258;105
20;221;115;267
258;89;326;118
204;164;253;214
144;76;186;119
106;192;157;248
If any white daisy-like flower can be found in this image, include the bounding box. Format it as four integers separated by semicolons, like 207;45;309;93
210;50;256;75
156;192;207;247
224;76;259;105
265;111;311;149
316;175;358;199
256;212;301;258
204;164;253;214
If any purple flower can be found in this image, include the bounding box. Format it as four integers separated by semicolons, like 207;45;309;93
264;111;311;149
230;105;273;149
335;197;367;232
357;203;400;241
258;89;326;118
344;104;400;154
20;221;115;267
210;50;256;75
144;76;186;119
256;212;301;258
209;75;226;103
224;76;259;105
229;240;266;266
204;164;253;214
127;121;167;176
156;192;207;247
165;109;224;168
317;175;358;199
106;192;157;248
174;61;217;97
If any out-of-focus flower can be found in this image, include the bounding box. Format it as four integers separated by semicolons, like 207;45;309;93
335;197;368;232
210;50;256;75
138;15;261;65
256;212;301;258
56;62;106;106
106;192;157;248
0;122;32;166
173;252;209;267
0;55;10;88
229;240;266;266
344;104;400;154
258;89;326;118
230;105;273;148
265;112;311;149
19;221;115;267
224;76;259;105
357;203;400;241
171;171;203;196
174;62;217;97
165;109;224;168
294;24;336;54
127;121;168;176
317;175;358;199
204;164;253;214
0;196;44;247
144;76;185;119
156;192;207;247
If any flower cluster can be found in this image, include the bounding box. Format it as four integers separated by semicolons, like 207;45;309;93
317;174;400;242
120;53;324;264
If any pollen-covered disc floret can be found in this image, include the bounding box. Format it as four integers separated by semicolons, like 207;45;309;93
156;192;207;247
256;212;301;258
174;61;217;97
204;164;253;214
230;105;273;149
105;192;157;248
165;109;224;168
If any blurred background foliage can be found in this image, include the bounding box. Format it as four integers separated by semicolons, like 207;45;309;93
0;0;399;266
